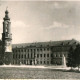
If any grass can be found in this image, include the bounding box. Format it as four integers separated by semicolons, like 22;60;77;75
0;67;80;79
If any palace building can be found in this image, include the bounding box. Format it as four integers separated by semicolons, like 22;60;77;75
0;10;79;66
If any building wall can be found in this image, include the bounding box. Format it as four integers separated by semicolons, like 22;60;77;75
12;46;51;65
51;46;70;66
12;45;74;66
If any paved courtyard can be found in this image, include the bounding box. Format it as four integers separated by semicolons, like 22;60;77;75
0;65;80;79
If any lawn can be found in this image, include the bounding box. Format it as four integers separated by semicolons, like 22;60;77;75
0;67;80;79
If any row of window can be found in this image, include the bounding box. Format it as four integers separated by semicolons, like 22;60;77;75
13;48;50;53
37;54;50;58
52;47;70;51
13;60;50;65
37;61;50;64
52;61;62;65
13;53;50;59
13;53;35;59
13;53;67;59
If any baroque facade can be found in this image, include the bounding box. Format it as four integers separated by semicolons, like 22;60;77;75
12;39;79;66
0;10;79;66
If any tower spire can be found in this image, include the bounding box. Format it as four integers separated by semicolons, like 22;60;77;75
3;7;10;21
2;10;12;65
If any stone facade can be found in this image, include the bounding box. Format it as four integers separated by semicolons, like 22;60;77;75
12;39;78;66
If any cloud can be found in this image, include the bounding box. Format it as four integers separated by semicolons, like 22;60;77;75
46;21;73;29
11;20;28;28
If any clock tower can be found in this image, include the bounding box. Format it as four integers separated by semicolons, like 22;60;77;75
2;9;12;65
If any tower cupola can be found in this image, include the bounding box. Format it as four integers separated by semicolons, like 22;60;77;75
3;9;10;20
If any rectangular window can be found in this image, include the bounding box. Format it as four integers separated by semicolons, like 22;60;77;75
28;54;29;58
51;54;53;57
40;49;42;51
47;54;49;57
31;53;32;58
21;49;23;52
37;49;39;52
25;54;26;58
13;54;14;59
44;54;46;57
40;54;42;57
19;54;20;59
34;49;35;52
28;49;29;52
37;61;39;64
25;49;26;52
31;49;32;52
37;54;39;57
40;61;42;64
47;61;49;64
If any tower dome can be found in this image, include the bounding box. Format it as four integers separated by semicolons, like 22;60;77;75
3;9;10;20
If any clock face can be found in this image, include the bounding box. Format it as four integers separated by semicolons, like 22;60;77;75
5;45;12;52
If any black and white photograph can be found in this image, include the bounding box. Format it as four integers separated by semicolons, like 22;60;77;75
0;0;80;79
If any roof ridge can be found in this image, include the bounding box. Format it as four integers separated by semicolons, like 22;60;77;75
12;39;76;45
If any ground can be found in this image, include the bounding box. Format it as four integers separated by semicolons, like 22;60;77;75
0;66;80;79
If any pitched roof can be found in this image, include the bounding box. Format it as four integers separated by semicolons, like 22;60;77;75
12;39;79;48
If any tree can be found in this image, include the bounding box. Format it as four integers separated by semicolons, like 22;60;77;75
73;45;80;71
67;46;76;69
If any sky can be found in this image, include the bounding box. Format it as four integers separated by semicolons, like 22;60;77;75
0;1;80;44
